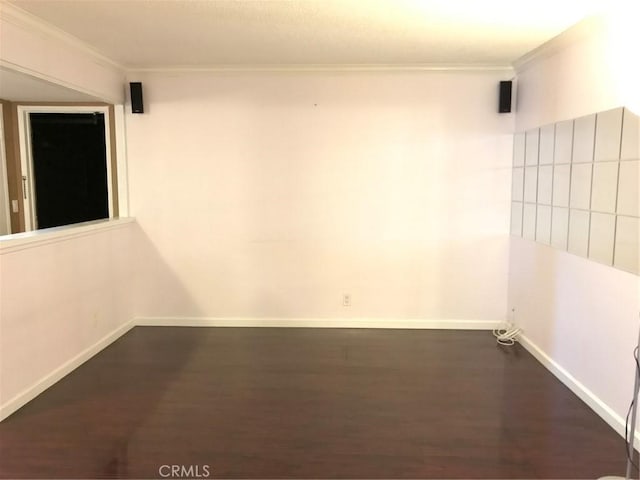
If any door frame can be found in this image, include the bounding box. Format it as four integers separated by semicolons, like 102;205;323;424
0;104;11;235
17;105;114;231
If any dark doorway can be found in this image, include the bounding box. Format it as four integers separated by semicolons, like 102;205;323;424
30;112;108;229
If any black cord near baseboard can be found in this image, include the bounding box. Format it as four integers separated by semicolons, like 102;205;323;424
626;398;639;471
625;347;640;472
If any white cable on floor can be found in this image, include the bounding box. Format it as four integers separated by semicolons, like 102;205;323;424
493;322;522;346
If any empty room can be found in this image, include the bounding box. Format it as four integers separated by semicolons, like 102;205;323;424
0;0;639;478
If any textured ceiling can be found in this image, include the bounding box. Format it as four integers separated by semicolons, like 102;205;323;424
6;0;606;68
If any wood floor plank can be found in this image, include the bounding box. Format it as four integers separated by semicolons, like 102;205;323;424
0;327;627;478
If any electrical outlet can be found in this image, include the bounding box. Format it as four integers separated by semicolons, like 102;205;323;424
343;294;351;307
11;200;19;213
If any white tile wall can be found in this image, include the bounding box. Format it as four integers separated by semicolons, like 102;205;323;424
591;162;619;213
568;209;590;257
510;202;523;236
617;160;639;217
589;212;615;265
525;129;540;166
537;165;553;205
570;163;593;210
621;109;639;161
552;164;571;207
524;166;538;203
554;120;573;165
511;107;638;275
523;203;537;240
536;205;552;245
594;108;623;162
512;167;524;202
539;125;555;165
572;114;596;163
614;216;640;273
551;207;569;250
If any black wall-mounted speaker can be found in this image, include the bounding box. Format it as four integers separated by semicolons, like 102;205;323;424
499;80;512;113
130;82;144;114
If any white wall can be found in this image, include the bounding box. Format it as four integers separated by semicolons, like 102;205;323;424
515;14;640;131
0;3;137;421
510;14;640;434
126;70;514;322
0;220;138;419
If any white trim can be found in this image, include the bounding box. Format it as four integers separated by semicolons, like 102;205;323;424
128;64;514;74
135;317;502;330
16;107;34;230
113;104;129;217
0;319;135;422
519;333;640;449
0;104;11;235
512;15;605;73
0;3;125;72
0;217;135;255
16;105;115;231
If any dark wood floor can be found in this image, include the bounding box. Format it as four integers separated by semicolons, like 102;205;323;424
0;327;628;479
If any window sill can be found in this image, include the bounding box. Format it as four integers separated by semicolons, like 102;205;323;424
0;217;136;255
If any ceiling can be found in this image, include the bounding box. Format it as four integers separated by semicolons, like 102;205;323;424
5;0;610;69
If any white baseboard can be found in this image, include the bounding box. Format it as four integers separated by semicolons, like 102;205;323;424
0;319;135;422
134;317;502;330
519;334;640;449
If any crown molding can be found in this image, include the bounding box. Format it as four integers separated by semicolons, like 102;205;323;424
512;15;606;73
0;2;125;72
126;63;514;74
